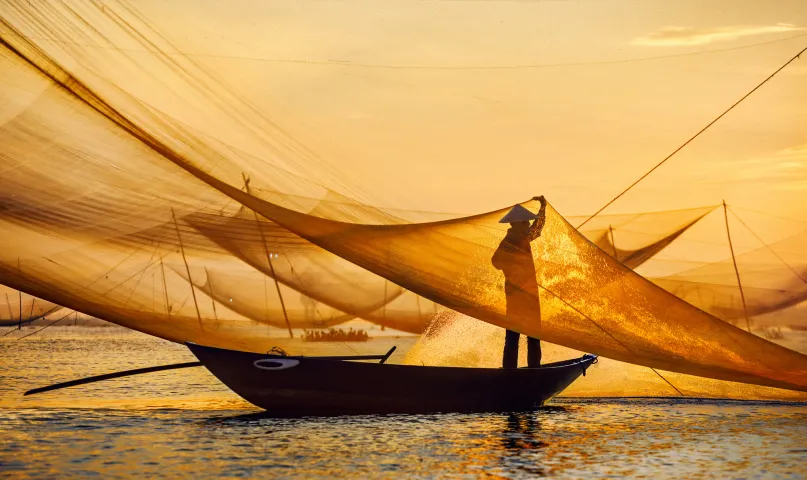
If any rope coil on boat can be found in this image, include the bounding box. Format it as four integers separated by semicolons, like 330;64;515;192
266;346;288;356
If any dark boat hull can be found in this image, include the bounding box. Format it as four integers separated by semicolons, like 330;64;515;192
187;342;597;416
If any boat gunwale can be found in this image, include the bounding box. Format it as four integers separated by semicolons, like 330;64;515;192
185;341;598;373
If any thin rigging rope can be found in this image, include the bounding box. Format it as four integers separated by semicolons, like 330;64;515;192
19;30;807;70
534;280;684;396
280;255;331;326
15;311;75;340
577;44;807;229
122;242;162;305
604;224;681;395
729;207;807;287
729;205;807;227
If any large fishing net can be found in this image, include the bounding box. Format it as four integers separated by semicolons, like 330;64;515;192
1;1;806;399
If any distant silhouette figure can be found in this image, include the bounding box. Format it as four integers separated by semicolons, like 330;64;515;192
300;293;317;323
491;196;547;369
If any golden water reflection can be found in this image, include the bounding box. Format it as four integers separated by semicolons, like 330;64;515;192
1;328;806;478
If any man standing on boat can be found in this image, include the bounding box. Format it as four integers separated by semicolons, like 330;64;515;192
491;196;547;369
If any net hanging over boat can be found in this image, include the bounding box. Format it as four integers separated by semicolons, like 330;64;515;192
404;312;807;401
1;1;806;399
119;199;712;335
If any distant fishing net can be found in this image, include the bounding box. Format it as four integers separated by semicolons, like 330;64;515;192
182;208;439;334
0;286;61;327
570;207;716;269
1;1;806;400
652;230;807;328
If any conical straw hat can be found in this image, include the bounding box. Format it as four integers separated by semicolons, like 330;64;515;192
499;204;537;223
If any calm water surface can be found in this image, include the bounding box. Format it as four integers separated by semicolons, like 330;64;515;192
1;328;805;478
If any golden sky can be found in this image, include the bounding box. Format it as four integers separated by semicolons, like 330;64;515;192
91;1;807;229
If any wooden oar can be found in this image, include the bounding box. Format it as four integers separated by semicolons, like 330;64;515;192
24;346;398;396
24;362;203;396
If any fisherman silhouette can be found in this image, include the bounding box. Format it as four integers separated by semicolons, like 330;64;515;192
491;196;547;369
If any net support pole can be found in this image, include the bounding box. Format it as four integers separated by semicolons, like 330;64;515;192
28;297;35;327
204;267;219;321
608;225;619;260
160;259;171;320
172;208;203;327
5;293;14;322
383;279;387;321
243;173;293;338
260;228;293;337
723;201;752;333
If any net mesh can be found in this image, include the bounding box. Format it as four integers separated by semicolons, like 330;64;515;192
652;230;807;326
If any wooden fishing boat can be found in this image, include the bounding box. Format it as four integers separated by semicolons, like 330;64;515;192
187;342;597;416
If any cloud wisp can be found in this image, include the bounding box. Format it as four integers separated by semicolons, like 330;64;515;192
632;23;803;47
694;144;807;189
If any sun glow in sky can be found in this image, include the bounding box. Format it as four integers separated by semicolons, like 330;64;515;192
121;0;807;229
4;0;805;243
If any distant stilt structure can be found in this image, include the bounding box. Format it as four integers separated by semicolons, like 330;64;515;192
243;173;293;338
172;208;203;327
723;200;751;333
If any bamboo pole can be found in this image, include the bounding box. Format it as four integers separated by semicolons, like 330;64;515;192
383;279;387;322
204;267;219;321
160;259;171;320
171;208;203;327
723;201;751;332
28;297;35;327
243;174;293;338
608;225;619;261
5;293;14;322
